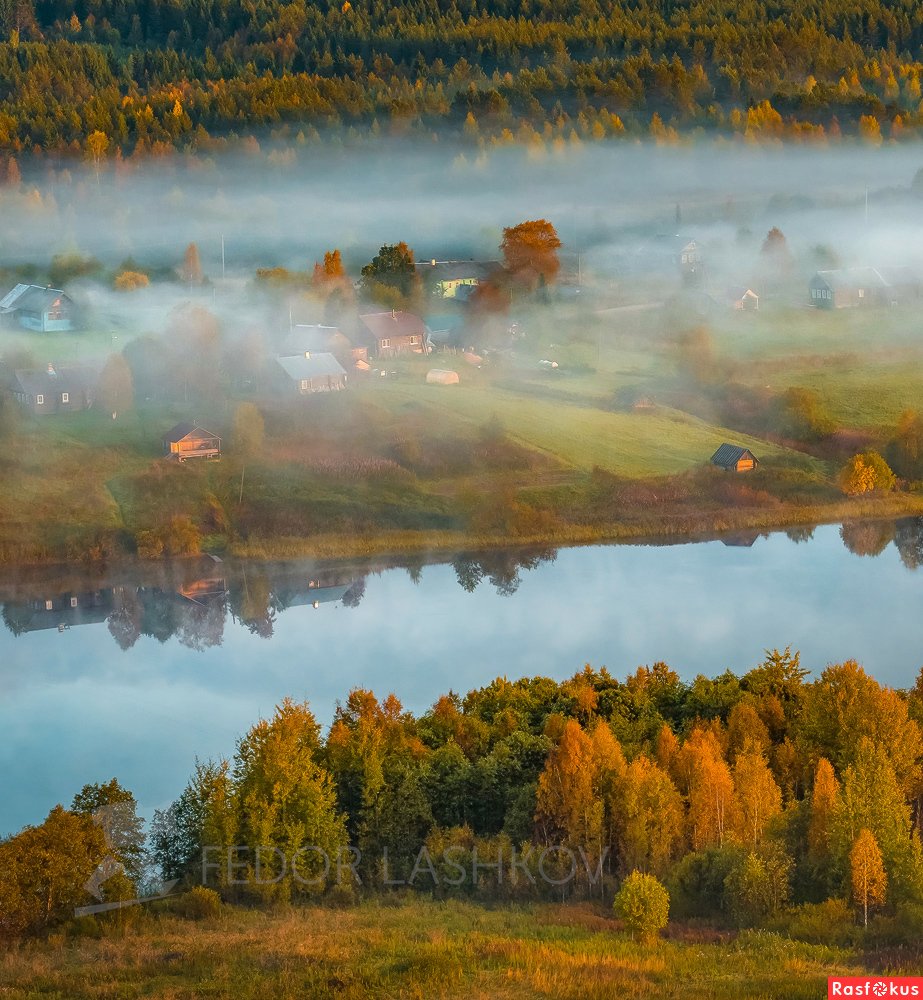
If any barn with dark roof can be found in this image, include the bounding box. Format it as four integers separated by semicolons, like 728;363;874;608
711;443;759;472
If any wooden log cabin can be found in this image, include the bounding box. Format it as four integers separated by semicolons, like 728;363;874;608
711;443;759;472
164;423;221;461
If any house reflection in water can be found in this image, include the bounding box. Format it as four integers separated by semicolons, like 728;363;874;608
2;589;118;635
274;575;361;611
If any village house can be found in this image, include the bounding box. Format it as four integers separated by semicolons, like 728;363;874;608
0;284;76;332
711;443;759;472
809;267;922;309
164;423;221;461
276;352;348;394
630;235;702;282
415;260;498;299
12;363;99;414
727;286;759;311
280;324;369;367
358;310;429;358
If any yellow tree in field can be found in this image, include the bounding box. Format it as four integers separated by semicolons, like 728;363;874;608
850;828;886;926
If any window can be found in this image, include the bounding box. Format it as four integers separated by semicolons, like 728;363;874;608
45;600;53;611
858;289;865;299
380;338;391;349
61;392;69;403
70;597;78;608
410;336;419;344
811;289;817;299
36;394;44;405
299;379;309;391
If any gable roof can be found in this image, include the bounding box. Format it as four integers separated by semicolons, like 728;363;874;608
1;284;71;314
0;283;32;311
811;267;922;291
359;311;425;341
164;422;220;443
276;353;347;381
280;325;347;357
711;443;757;468
13;365;99;397
415;260;499;283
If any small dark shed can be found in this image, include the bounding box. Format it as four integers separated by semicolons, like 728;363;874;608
711;443;759;472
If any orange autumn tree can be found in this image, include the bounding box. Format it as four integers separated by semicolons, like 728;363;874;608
500;219;561;291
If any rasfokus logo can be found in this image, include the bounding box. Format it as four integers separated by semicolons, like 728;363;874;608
829;978;923;998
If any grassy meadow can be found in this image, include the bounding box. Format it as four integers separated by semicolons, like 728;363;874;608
0;899;874;1000
2;292;923;565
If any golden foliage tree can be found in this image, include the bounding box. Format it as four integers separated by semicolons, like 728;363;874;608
838;451;895;495
682;728;737;849
731;747;782;845
808;757;840;861
617;755;684;876
535;719;603;853
850;828;887;926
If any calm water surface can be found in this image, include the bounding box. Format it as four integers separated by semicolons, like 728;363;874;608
2;520;923;836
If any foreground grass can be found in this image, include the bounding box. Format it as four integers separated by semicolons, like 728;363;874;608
0;900;866;1000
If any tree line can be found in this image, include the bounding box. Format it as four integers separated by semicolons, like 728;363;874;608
3;0;923;157
3;652;923;942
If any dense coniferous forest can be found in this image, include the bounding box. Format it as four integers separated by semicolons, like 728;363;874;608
3;0;923;156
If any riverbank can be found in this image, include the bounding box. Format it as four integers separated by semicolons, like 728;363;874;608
0;899;882;1000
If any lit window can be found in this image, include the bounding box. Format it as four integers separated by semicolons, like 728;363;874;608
45;600;53;611
36;394;44;404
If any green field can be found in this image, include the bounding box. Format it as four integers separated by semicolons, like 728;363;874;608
0;900;872;1000
3;294;923;565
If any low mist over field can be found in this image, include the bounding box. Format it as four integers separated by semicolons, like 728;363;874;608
4;141;923;289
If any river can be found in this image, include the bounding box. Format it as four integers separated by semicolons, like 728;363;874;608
2;518;923;836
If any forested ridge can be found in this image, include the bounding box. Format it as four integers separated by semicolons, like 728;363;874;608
2;0;923;157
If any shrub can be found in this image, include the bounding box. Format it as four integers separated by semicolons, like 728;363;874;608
767;898;855;946
838;451;896;496
135;529;164;559
613;871;670;942
114;270;150;291
177;885;223;920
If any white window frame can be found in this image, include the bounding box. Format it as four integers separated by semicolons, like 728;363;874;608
61;392;69;403
299;379;309;391
380;338;391;349
858;289;864;299
70;597;78;608
36;394;44;404
410;335;419;345
45;599;53;611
